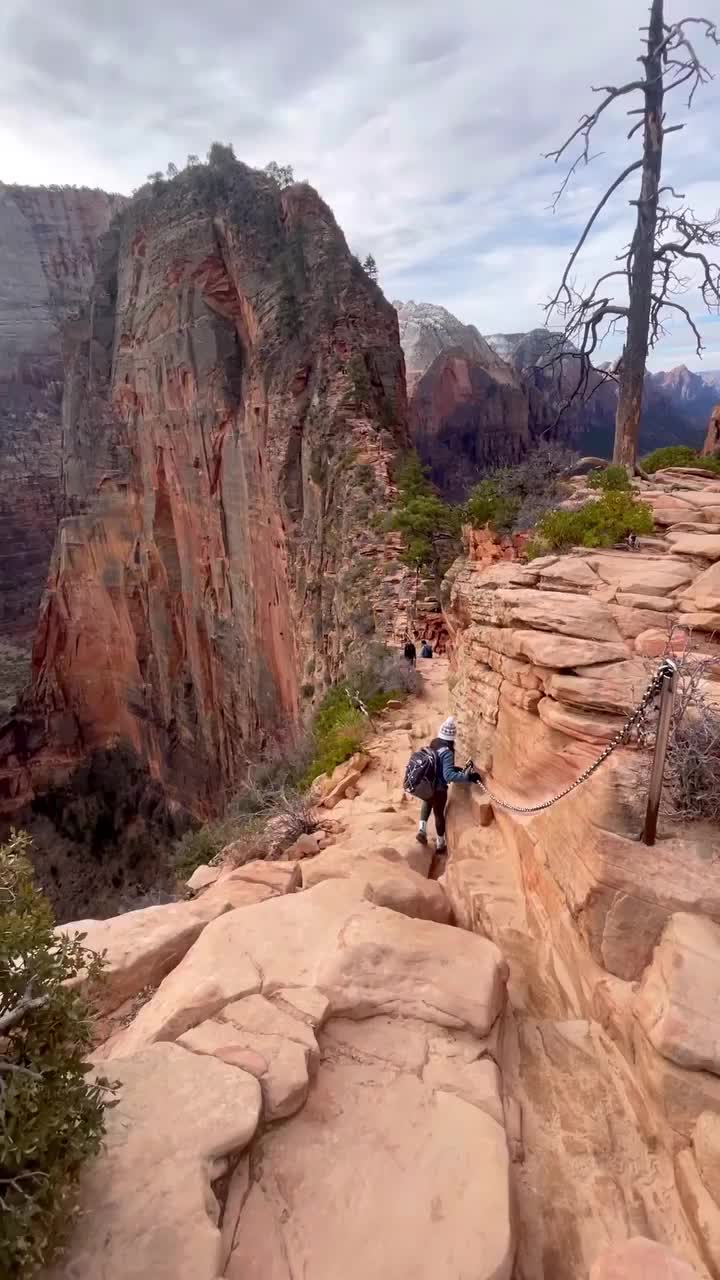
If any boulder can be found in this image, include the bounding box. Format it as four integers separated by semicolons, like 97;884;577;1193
363;872;453;924
186;864;221;891
634;913;720;1075
105;881;508;1057
311;753;371;803
509;629;628;669
536;557;600;591
681;562;720;613
58;894;247;1014
589;1237;701;1279
536;697;625;744
546;658;654;716
44;1043;261;1280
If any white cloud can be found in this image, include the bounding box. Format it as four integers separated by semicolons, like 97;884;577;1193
1;0;719;369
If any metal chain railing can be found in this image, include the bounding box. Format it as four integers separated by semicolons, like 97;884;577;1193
474;660;675;816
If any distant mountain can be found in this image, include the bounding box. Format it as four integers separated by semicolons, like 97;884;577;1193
395;300;505;394
395;301;714;496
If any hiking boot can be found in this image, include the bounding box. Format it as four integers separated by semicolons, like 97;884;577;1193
416;828;428;845
435;840;447;856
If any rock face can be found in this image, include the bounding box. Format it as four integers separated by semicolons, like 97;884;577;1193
409;347;531;499
444;470;720;1277
0;184;120;643
395;299;495;394
2;162;411;814
703;405;720;458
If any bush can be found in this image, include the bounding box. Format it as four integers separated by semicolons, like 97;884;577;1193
388;454;461;571
641;446;720;476
526;491;654;557
0;832;112;1279
464;443;578;534
586;464;631;492
660;643;720;824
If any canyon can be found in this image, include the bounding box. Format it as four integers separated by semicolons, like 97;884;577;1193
46;464;720;1277
397;303;715;497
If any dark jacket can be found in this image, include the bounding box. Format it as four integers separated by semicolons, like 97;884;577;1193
404;642;416;662
429;737;472;792
420;643;433;658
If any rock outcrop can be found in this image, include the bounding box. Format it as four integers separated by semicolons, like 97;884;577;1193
444;468;720;1277
0;184;120;644
703;404;720;458
1;162;412;816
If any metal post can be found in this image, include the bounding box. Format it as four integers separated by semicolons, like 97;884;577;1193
642;660;679;846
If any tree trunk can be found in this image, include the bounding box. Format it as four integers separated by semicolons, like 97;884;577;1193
613;0;665;472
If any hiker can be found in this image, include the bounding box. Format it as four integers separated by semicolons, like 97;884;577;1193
412;717;480;855
420;639;433;659
403;639;417;667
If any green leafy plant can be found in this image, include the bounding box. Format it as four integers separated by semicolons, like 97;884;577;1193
586;464;632;492
388;454;461;571
464;479;520;532
0;832;113;1280
464;443;577;533
640;445;718;473
526;491;654;557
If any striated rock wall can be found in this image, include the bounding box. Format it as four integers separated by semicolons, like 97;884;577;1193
409;347;531;499
1;163;412;815
0;184;121;641
444;468;720;1276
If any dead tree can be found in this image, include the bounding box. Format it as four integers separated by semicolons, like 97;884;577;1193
546;0;719;471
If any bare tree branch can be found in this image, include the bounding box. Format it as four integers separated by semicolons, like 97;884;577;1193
0;992;49;1035
546;162;643;314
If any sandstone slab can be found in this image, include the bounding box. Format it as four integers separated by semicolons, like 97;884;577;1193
45;1043;261;1280
666;532;720;559
675;1147;720;1279
681;562;720;611
589;1237;701;1279
226;1057;513;1280
59;895;240;1014
546;658;654;716
363;871;453;924
589;554;695;596
635;913;720;1075
106;881;507;1057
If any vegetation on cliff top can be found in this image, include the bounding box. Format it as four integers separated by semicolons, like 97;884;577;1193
0;832;113;1279
641;445;720;476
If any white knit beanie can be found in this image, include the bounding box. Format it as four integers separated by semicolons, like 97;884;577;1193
438;717;456;741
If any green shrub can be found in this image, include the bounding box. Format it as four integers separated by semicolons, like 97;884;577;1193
464;479;520;532
388;453;461;571
641;445;702;473
586;464;631;492
526;491;654;557
0;832;112;1279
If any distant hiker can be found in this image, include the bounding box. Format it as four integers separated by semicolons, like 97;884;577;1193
420;640;433;659
403;640;417;667
403;716;480;856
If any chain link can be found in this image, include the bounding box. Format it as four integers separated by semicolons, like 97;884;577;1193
474;661;674;815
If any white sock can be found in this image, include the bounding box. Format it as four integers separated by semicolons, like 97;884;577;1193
436;837;447;852
418;819;427;833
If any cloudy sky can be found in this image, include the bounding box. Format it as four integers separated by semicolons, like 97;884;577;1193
2;0;719;370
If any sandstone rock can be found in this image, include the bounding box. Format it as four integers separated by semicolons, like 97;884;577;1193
312;752;372;805
44;1043;261;1280
274;986;330;1028
226;1058;513;1280
536;557;600;591
634;628;688;658
178;995;316;1121
106;881;507;1056
678;563;720;610
510;629;628;669
675;1147;720;1278
694;1112;720;1206
0;185;120;642
284;830;326;860
633;1020;720;1144
677;611;720;631
589;554;695;596
634;914;720;1075
363;872;453;924
589;1237;701;1279
186;863;221;891
422;1054;504;1123
666;532;720;559
215;859;301;894
616;592;678;612
610;603;678;640
4;167;411;815
546;658;654;716
58;895;242;1014
536;696;625;744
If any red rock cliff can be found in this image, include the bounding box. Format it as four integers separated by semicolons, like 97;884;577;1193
6;163;410;813
0;184;120;641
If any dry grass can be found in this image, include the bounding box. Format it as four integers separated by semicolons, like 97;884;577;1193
659;626;720;825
